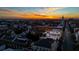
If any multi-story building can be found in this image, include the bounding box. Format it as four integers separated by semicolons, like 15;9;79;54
40;28;62;40
74;28;79;42
0;44;6;51
31;39;58;51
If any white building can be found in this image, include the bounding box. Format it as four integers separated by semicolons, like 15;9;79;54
40;29;62;40
74;28;79;42
75;31;79;42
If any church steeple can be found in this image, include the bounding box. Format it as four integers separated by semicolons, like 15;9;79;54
61;16;66;31
61;16;65;26
62;16;64;20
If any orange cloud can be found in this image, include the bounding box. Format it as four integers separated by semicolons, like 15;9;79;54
0;7;78;19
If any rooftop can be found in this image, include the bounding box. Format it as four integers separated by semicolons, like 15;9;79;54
34;39;54;48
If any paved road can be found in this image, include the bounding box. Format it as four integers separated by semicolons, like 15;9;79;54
63;29;74;51
51;41;59;51
62;22;75;51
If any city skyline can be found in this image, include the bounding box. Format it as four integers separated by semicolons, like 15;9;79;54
0;7;79;19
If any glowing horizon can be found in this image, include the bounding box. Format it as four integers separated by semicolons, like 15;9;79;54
0;7;79;19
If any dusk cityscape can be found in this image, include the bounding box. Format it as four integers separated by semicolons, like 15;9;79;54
0;7;79;51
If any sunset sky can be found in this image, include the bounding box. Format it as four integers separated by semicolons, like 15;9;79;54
0;7;79;19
